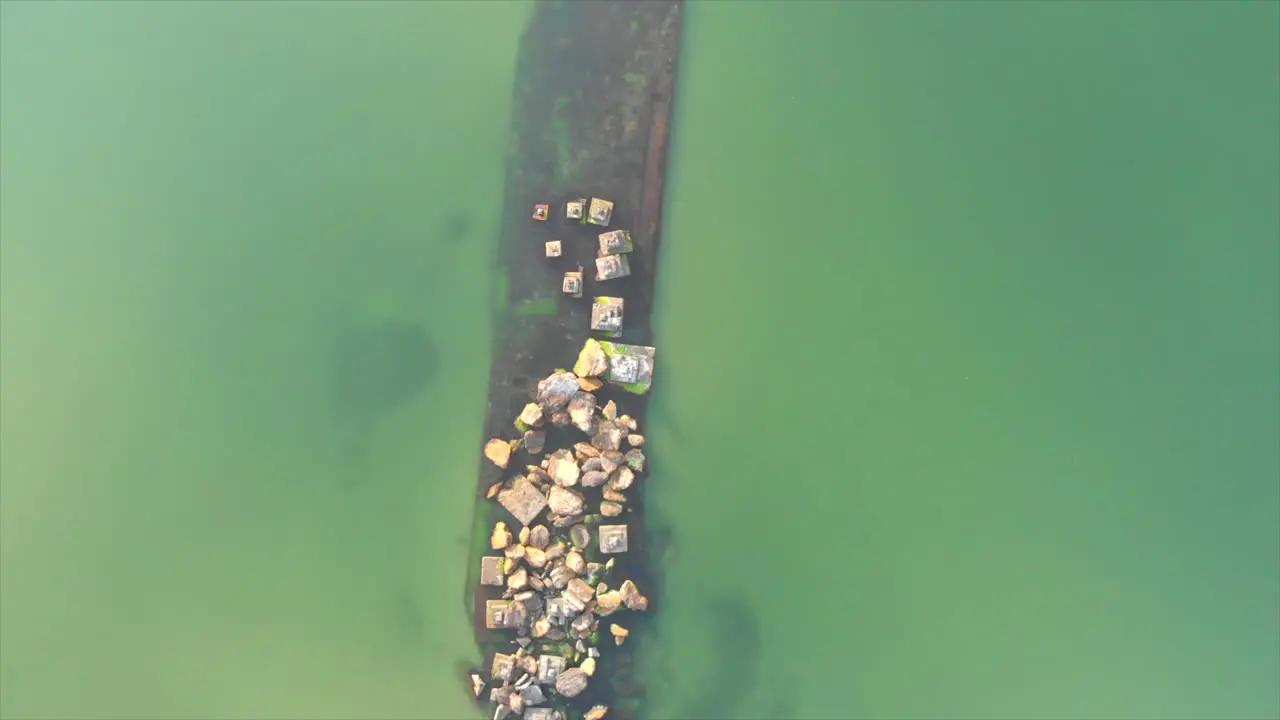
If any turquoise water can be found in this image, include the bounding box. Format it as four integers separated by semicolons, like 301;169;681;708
644;2;1279;718
0;2;528;718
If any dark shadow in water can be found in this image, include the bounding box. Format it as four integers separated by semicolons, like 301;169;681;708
661;593;799;720
328;321;439;484
439;212;473;246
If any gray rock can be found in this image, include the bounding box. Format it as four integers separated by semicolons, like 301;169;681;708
551;513;582;528
581;457;604;473
523;430;546;455
536;654;567;685
547;486;585;517
555;668;589;698
528;525;550;549
580;470;609;488
522;684;546;707
536;372;579;411
498;478;549;527
590;422;624;451
570;611;595;636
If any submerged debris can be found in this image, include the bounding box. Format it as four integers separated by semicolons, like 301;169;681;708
566;198;586;222
562;268;584;298
597;229;633;256
532;203;550;221
545;239;563;258
594;254;631;281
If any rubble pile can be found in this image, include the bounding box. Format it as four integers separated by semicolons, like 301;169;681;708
470;343;655;720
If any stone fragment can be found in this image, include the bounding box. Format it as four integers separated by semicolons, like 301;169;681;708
547;486;585;517
491;522;513;550
498;477;548;527
507;567;528;591
486;482;503;499
528;525;550;549
590;422;624;452
555;668;589;698
536;372;579;411
480;556;505;586
617;414;638;431
623;448;646;473
598;524;628;554
518;525;531;545
595;590;622;616
584;706;609;720
605;466;635;492
571;611;595;636
565;551;586;576
619;580;648;611
580;470;609;488
600;501;623;518
626;433;645;447
573;338;609;379
573;442;600;460
522;684;546;707
567;392;598;434
547;449;581;487
580;657;597;677
533;617;550;638
602;488;626;503
518;403;544;428
578;375;604;391
536;654;566;685
570;525;591;549
549;564;573;589
544;542;567;561
609;624;629;646
563;578;595;612
485;438;516;469
523;431;546;455
504;543;525;561
602;400;618;420
469;672;485;698
525;546;548;570
491;652;516;682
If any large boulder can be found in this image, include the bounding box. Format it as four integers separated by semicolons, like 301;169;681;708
536;372;579;411
555;668;589;698
547;486;585;517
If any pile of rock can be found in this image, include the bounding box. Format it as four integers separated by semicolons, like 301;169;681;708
471;365;653;720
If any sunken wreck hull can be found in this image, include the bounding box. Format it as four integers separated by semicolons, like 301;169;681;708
463;2;682;719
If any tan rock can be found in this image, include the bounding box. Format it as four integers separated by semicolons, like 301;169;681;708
619;580;648;611
602;400;618;421
518;402;544;428
626;433;645;447
533;616;550;638
547;449;581;487
507;567;528;591
565;551;586;575
518;526;531;545
595;590;622;615
578;375;605;391
617;414;638;431
602;488;626;503
585;705;609;720
484;438;516;469
491;522;513;550
609;623;629;646
525;546;548;569
580;657;597;677
600;501;624;517
503;543;525;561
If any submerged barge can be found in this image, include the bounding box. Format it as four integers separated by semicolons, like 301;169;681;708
463;2;683;718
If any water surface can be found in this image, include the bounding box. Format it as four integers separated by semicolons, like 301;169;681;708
644;2;1280;718
0;2;529;717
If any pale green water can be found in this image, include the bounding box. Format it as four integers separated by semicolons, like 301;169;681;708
0;2;528;718
644;2;1279;719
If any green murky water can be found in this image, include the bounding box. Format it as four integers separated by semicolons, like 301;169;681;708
3;2;1277;720
642;2;1279;719
0;2;528;718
